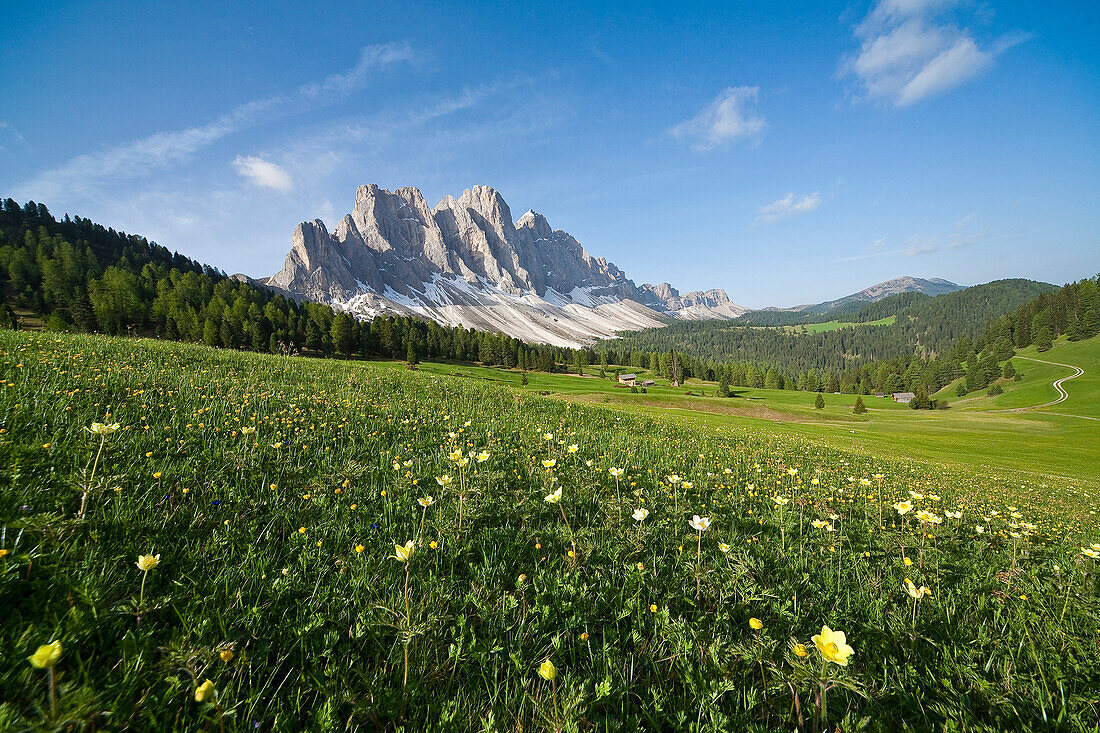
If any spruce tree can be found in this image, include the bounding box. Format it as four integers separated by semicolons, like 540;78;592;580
853;396;866;414
814;393;825;409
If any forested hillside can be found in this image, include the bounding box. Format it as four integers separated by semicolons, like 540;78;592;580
609;279;1055;374
0;199;568;370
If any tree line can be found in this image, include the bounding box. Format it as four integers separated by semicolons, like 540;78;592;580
2;199;1097;402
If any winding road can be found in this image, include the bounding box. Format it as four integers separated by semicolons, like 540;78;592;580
995;356;1086;413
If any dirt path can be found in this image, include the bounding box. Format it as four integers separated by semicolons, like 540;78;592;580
996;356;1083;412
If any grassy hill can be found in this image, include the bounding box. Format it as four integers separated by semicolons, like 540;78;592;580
1;330;1097;730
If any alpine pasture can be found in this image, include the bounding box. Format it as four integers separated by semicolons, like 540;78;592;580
2;331;1098;731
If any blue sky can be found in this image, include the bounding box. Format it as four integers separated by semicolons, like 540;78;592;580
1;0;1097;308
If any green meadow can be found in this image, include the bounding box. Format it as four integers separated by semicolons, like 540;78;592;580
408;335;1100;485
1;330;1098;731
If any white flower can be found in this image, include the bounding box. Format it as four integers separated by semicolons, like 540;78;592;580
689;515;711;532
631;508;649;522
772;495;789;506
544;487;562;504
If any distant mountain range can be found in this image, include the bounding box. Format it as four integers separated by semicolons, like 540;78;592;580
782;276;964;315
260;184;963;347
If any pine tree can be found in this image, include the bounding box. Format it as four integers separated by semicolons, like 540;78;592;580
853;396;867;414
814;393;825;409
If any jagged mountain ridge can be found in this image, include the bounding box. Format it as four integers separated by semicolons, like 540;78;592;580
264;184;745;347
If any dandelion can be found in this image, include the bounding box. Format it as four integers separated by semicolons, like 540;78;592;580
632;507;649;522
812;626;854;666
194;680;216;702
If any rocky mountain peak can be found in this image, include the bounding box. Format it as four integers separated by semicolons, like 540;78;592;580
263;184;746;346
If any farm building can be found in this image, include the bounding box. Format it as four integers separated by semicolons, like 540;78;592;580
892;392;916;404
641;379;655;387
618;373;637;386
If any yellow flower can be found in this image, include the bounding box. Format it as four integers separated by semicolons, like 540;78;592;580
812;626;855;666
793;643;809;658
903;556;913;566
418;495;435;508
892;501;913;515
476;451;490;462
448;449;464;462
580;632;589;641
1082;547;1100;559
28;640;62;669
916;510;942;525
429;541;438;549
542;459;557;469
649;604;658;613
537;659;557;681
666;474;681;485
567;444;578;454
543;432;554;441
136;553;160;571
689;515;711;532
631;508;649;522
749;617;764;630
194;679;216;702
355;544;365;554
544;487;563;504
220;649;235;663
682;481;693;489
609;467;624;477
811;519;830;529
153;472;162;479
0;549;8;558
905;578;933;600
87;422;120;436
455;457;469;468
435;475;452;487
391;540;415;563
719;542;730;553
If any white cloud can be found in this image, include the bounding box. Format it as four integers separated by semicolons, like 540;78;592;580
841;1;1028;107
233;156;293;192
14;43;413;201
670;86;765;151
754;192;821;224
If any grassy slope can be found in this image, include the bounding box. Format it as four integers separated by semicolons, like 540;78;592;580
799;316;896;333
1;330;1098;732
408;336;1100;484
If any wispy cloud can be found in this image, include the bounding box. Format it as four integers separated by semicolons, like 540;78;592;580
233;156;294;192
0;120;28;151
754;191;821;224
836;228;987;261
670;86;765;151
15;42;414;200
840;0;1029;107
